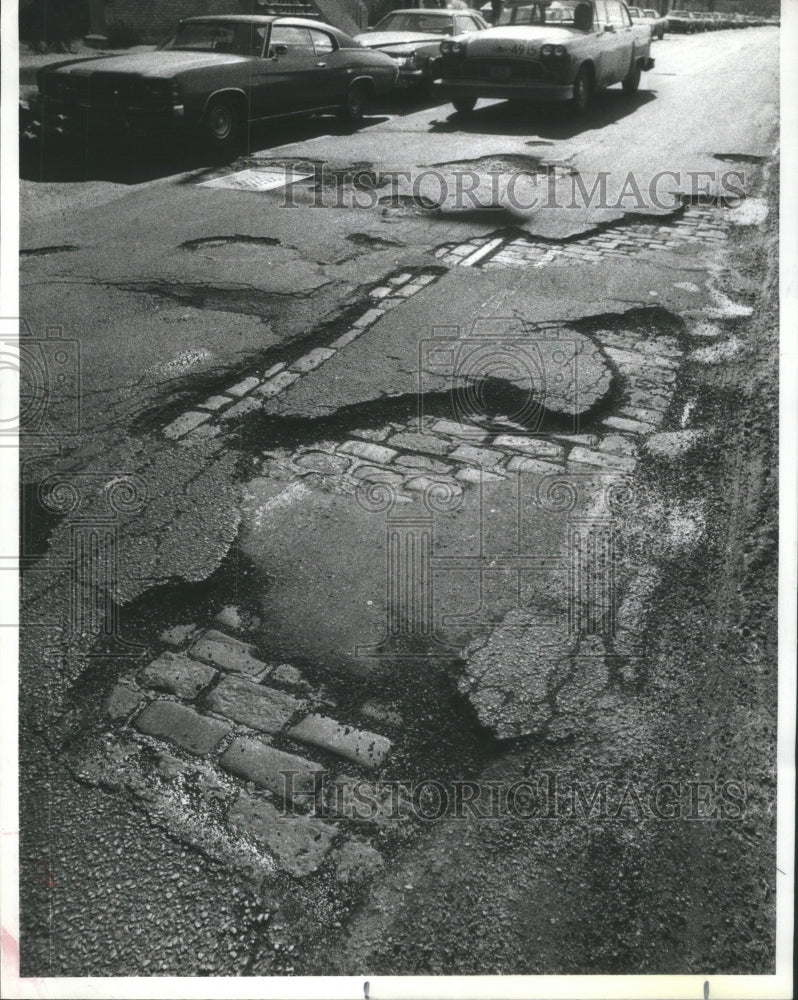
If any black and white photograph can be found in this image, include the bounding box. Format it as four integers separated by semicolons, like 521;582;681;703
1;0;794;995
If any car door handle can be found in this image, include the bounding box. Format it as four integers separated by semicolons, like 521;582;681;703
316;61;327;67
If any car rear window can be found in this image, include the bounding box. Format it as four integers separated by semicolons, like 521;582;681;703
375;13;454;32
498;1;584;26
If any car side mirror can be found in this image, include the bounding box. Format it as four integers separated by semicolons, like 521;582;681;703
270;43;288;57
603;22;615;31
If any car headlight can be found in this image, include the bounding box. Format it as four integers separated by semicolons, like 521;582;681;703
394;50;417;69
541;43;567;58
441;39;465;55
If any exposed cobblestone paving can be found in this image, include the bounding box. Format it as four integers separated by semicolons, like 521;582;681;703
72;622;396;882
435;203;729;268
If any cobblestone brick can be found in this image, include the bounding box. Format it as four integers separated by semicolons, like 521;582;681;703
404;475;460;495
338;440;397;464
353;308;385;329
329;327;363;350
492;436;565;459
386;431;452;456
220;737;324;799
135;701;231;755
226;376;261;397
567;447;637;473
189;633;270;678
455;467;505;484
227;790;335;877
262;362;286;379
618;406;665;425
595;434;638;456
219;397;261;421
271;664;305;687
602;415;657;435
141;652;218;700
431;419;489;441
163;411;210;440
295;451;350;474
207;676;302;733
159;623;198;648
289;714;392;770
198;395;232;412
213;606;244;631
289;348;336;373
505;456;563;475
352;466;404;486
105;684;144;720
255;371;300;398
449;444;504;468
394;454;452;474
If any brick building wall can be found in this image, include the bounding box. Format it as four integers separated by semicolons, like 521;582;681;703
103;0;269;43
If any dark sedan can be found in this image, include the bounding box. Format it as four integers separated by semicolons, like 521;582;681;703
32;14;399;146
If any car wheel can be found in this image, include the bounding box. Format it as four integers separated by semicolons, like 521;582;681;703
203;96;241;147
452;97;477;114
571;66;592;116
339;82;368;121
622;57;641;94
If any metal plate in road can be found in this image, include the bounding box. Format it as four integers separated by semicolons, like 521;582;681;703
201;168;313;192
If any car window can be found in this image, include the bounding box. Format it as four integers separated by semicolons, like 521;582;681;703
605;0;626;26
309;29;336;55
498;0;584;26
374;12;452;32
591;0;608;26
454;14;475;32
269;25;315;56
169;22;235;51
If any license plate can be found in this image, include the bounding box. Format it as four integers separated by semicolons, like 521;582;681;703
489;64;512;80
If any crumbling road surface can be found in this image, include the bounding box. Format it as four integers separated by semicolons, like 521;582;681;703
18;28;779;977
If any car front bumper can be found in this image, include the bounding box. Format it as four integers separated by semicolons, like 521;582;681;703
30;97;186;139
433;78;574;103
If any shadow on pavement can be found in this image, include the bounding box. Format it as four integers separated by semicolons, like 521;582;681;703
19;111;393;186
428;88;657;140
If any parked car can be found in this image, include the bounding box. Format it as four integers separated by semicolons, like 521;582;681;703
667;9;708;32
355;8;488;91
434;0;654;117
627;6;666;39
641;8;667;37
32;14;399;146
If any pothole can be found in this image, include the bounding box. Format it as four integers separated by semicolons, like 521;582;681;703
20;244;79;257
425;153;576;176
180;235;281;251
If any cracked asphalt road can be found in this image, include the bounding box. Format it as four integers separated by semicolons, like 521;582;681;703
17;26;780;984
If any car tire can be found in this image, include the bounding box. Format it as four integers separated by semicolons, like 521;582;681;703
203;96;242;147
339;82;368;121
571;66;592;116
622;57;641;94
452;97;477;114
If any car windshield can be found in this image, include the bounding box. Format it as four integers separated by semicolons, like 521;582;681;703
162;20;267;55
644;10;657;17
497;1;582;26
374;12;454;32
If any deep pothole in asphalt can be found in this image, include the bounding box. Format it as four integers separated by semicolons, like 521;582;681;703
95;546;501;788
